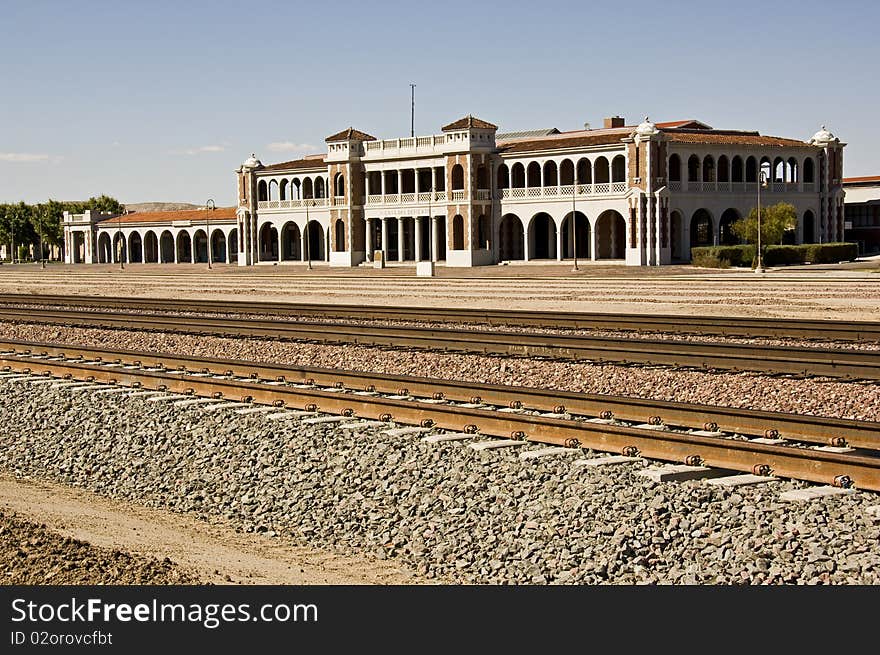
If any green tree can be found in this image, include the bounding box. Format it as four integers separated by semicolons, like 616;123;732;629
32;199;65;263
732;201;798;263
84;195;125;215
0;202;34;261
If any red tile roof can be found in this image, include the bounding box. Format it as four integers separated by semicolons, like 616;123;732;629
498;127;630;153
97;207;237;225
442;115;498;131
664;130;813;148
262;155;327;172
656;119;712;129
325;127;376;142
843;175;880;184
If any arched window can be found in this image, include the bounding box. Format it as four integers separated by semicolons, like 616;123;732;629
760;157;772;182
527;162;541;187
476;165;488;190
560;160;574;186
576;159;592;185
511;163;525;188
280;179;288;201
303;178;313;199
687;155;700;182
334;173;345;197
452;214;464;250
497;164;510;189
717;156;729;183
745;156;757;183
611;155;625;183
594;157;609;184
732;156;744;183
702;155;715;182
258;180;268;201
787;157;799;183
543;161;558;187
773;157;784;182
668;154;681;182
334;219;345;251
451;164;464;190
269;180;279;201
804;158;815;184
315;177;326;198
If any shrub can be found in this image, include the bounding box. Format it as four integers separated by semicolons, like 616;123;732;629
802;242;858;264
690;245;754;268
763;245;803;266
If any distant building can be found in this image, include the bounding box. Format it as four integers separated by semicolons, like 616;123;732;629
63;115;848;267
843;176;880;254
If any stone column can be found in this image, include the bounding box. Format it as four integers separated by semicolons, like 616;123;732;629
301;229;307;262
431;216;439;263
397;217;405;261
381;217;389;260
397;170;403;196
523;223;530;261
556;221;562;261
415;216;422;262
277;226;282;261
366;218;373;261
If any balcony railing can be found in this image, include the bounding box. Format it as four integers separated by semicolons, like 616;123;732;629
257;198;328;210
672;180;811;194
450;190;466;201
499;182;627;199
360;191;448;207
475;189;491;200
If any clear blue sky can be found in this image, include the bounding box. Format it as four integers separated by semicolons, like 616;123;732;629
2;0;877;206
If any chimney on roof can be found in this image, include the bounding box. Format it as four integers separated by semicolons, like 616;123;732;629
604;116;625;129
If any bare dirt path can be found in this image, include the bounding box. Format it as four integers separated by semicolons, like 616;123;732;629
0;472;423;585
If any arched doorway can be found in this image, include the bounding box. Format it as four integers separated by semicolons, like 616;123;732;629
259;224;278;261
210;229;226;263
144;231;158;263
176;231;192;263
595;211;625;259
560;211;590;259
227;228;238;262
499;214;524;261
452;215;464;250
112;233;127;263
719;209;740;245
528;213;556;259
281;222;301;261
803;210;816;243
304;221;324;261
98;233;111;263
193;229;208;263
160;231;174;263
128;232;143;263
690;209;713;250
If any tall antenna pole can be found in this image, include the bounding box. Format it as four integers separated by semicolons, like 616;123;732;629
410;83;416;137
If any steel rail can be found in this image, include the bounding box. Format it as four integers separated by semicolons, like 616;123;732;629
2;306;880;380
1;293;879;341
2;350;878;491
5;339;877;450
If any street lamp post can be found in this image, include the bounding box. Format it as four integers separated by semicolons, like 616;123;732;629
206;199;215;269
755;170;768;274
305;198;312;270
117;212;124;271
571;178;579;272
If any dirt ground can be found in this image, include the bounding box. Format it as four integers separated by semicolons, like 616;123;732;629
0;473;422;585
1;260;879;320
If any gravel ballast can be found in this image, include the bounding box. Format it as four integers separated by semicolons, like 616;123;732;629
2;378;879;585
2;322;879;422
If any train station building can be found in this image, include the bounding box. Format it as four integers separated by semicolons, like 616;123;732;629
64;115;847;267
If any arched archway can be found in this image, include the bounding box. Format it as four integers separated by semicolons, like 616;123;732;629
719;209;740;245
193;229;208;263
718;156;729;183
334;219;345;251
304;221;324;261
128;232;143;263
259;224;278;261
804;158;815;184
280;179;288;201
281;222;301;260
528;212;556;259
497;164;510;189
560;159;574;186
526;162;541;188
98;232;112;264
451;165;464;191
611;155;625;183
314;177;326;198
576;158;592;185
334;173;345;198
732;156;744;183
227;228;238;262
210;229;226;263
543;161;558;187
669;154;682;182
561;211;590;259
258;180;268;201
159;231;174;263
511;163;525;188
803;210;816;243
112;232;127;263
595;211;625;259
702;155;715;182
176;231;192;263
690;209;714;249
499;214;524;261
302;178;314;199
594;157;609;184
143;231;158;263
687;155;700;182
268;180;279;201
746;156;757;182
452;215;464;250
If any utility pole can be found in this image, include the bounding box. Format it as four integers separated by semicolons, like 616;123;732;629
410;83;416;137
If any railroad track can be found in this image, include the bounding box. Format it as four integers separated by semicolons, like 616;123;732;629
2;340;879;491
3;305;880;380
2;292;879;340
